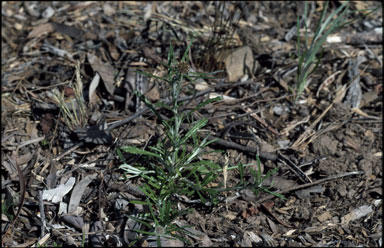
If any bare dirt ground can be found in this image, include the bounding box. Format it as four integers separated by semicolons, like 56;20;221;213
1;2;382;247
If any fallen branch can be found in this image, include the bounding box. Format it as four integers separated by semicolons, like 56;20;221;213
254;171;364;204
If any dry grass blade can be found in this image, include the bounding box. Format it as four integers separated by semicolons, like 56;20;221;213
51;60;88;131
3;152;26;241
199;1;244;72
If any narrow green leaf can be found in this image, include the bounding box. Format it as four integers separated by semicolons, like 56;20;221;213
180;119;207;144
130;200;152;205
186;96;222;117
168;43;174;63
160;201;171;224
116;148;126;164
121;146;162;158
238;163;245;184
196;191;207;204
262;187;287;200
137;70;168;83
201;173;218;187
193;160;221;173
181;38;194;62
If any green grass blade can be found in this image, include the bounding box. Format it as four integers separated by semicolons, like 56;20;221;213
137;70;169;83
181;38;194;62
238;162;245;184
120;146;162;158
185;96;222;117
180;118;208;145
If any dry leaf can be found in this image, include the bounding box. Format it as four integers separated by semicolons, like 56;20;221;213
103;3;116;16
40;113;55;134
25;121;38;139
88;73;101;106
341;205;373;225
43;177;76;203
317;211;332;222
87;53;116;96
27;22;83;39
216;46;254;82
108;43;120;61
67;1;96;12
316;71;342;97
68;174;97;214
145;84;160;102
27;23;55;38
195;80;209;91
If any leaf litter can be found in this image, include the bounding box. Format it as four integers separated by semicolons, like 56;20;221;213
1;1;382;247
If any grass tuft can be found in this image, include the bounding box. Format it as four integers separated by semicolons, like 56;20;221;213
295;1;350;102
51;61;88;130
198;2;244;73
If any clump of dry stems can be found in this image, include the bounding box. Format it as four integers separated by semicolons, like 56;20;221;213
198;1;245;73
51;61;88;130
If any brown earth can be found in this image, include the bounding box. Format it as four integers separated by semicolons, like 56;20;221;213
1;1;382;247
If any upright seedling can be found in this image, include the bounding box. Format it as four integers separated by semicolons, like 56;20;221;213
295;1;350;102
119;38;287;245
118;39;222;245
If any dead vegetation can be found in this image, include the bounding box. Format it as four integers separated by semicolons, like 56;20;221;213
1;1;382;247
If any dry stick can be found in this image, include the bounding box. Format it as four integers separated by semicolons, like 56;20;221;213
52;141;84;161
53;79;269;161
38;190;47;238
4;152;26;238
106;107;150;132
291;102;335;149
106;83;226;132
277;151;312;184
17;136;46;149
254;171;364;204
106;78;266;131
53;95;202;161
206;135;278;161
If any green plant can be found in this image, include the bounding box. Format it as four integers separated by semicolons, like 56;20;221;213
118;39;223;245
36;240;62;247
295;1;350;102
119;39;286;245
1;200;13;222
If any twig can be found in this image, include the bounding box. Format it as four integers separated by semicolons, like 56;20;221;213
277;151;312;184
106;79;264;131
41;42;74;61
261;202;292;228
52;79;277;161
52;141;84;161
106;108;149;132
17;136;46;150
106;87;215;131
255;171;364;204
38;190;46;238
4;152;26;238
206;135;278;161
